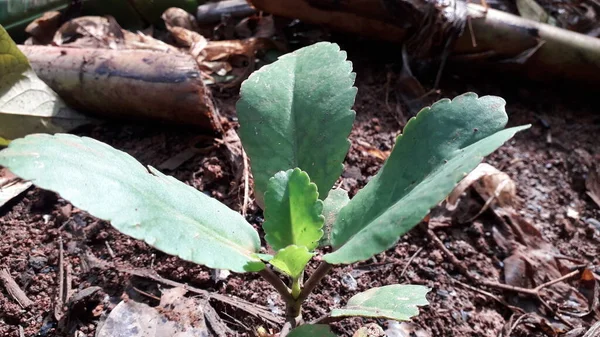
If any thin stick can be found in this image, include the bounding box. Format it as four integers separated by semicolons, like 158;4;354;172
400;247;423;281
259;267;294;304
504;314;529;337
452;279;522;313
132;286;161;301
0;268;33;308
79;251;284;326
426;228;579;326
54;236;65;320
241;149;250;217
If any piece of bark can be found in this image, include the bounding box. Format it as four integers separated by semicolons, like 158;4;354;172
18;45;222;134
0;268;33;308
248;0;600;86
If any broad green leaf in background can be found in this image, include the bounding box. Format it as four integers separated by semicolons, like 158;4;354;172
0;25;91;140
288;324;337;337
319;188;349;247
237;42;356;208
0;134;264;273
324;93;531;265
269;245;314;279
263;168;324;251
331;285;429;321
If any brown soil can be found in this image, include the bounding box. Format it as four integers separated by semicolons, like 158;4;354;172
1;40;599;337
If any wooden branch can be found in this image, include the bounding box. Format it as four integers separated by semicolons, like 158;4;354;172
248;0;600;85
18;45;222;133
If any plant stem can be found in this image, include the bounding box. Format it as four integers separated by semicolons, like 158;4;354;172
259;267;294;304
291;278;301;299
295;261;332;304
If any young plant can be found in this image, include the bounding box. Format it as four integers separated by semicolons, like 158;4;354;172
0;42;529;336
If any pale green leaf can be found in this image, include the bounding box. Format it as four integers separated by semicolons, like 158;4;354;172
319;188;349;247
263;168;324;251
324;93;530;264
237;41;356;208
270;245;314;279
331;285;429;321
0;134;264;273
288;324;336;337
0;25;91;140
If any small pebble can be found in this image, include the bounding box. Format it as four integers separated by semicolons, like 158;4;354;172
585;218;600;231
341;273;357;291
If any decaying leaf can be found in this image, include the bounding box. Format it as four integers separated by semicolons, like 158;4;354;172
0;25;91;140
0;168;32;207
24;11;62;45
53;16;125;48
162;7;200;32
446;163;517;217
97;287;209;337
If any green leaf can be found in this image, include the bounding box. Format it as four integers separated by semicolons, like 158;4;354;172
319;188;350;247
331;285;429;321
237;41;356;208
263;168;324;251
269;245;314;279
0;134;264;273
324;93;530;264
288;324;336;337
0;25;91;140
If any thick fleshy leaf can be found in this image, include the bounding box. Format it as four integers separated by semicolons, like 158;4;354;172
0;25;90;140
0;134;264;273
331;285;429;321
237;41;356;208
324;93;530;264
319;188;349;247
270;245;314;279
263;168;324;251
288;324;336;337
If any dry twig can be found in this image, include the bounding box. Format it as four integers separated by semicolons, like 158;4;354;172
0;268;33;308
426;227;579;327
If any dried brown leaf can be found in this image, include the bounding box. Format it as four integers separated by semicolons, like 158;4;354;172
447;163;516;211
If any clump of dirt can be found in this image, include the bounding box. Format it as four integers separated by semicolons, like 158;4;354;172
1;40;599;337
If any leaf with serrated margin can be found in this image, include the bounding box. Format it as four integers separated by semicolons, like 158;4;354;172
269;245;314;279
237;41;356;208
319;188;349;247
263;168;324;251
324;93;530;265
0;134;264;273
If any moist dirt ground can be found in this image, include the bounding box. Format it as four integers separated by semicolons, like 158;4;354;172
1;40;599;337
